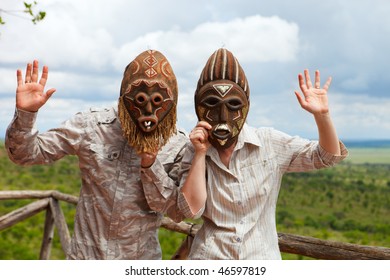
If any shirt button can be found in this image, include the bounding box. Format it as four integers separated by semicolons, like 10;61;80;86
237;201;242;205
236;237;242;242
240;220;244;224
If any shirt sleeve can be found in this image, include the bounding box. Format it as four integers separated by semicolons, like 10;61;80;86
141;130;189;222
266;128;348;173
5;107;85;165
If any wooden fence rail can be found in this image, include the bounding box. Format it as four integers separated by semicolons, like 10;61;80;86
1;190;390;260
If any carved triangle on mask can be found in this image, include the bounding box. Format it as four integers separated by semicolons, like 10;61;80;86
213;84;233;97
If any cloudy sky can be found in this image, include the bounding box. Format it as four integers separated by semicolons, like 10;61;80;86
0;0;389;140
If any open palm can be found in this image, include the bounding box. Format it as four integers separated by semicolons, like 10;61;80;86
16;60;56;112
294;69;332;115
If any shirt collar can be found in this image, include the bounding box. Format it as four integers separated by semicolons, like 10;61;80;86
206;123;262;159
234;123;262;151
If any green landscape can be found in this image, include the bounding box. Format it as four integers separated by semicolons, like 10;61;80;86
0;141;389;260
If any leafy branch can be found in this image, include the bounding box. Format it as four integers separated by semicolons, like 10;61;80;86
0;1;46;25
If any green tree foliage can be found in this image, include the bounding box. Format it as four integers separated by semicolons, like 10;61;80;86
1;141;389;259
0;1;46;26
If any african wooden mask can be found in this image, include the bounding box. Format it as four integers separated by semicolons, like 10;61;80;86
118;50;177;153
195;48;250;149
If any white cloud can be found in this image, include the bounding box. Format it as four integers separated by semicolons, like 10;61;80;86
113;15;299;72
330;93;390;140
1;0;390;140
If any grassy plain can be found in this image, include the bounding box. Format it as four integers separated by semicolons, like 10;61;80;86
346;147;390;164
0;142;389;259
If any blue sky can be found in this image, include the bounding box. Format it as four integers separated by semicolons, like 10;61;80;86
0;0;389;140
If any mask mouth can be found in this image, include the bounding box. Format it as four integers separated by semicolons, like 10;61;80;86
138;116;158;132
211;123;231;140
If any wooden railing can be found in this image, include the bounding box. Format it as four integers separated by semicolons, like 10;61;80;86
1;190;390;260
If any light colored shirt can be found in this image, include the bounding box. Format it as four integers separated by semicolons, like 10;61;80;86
178;124;348;260
5;107;187;260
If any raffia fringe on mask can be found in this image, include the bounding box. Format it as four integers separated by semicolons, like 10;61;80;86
118;99;177;154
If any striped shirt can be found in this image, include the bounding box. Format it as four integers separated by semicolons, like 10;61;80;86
178;124;348;259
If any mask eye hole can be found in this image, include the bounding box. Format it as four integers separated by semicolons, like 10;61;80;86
151;93;163;106
135;92;149;106
226;98;244;111
201;96;221;108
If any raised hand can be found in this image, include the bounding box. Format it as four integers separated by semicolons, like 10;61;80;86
16;60;56;112
294;69;332;115
190;121;212;155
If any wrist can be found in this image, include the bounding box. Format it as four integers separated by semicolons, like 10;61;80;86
314;111;331;121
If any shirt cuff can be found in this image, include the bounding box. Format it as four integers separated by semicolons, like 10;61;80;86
178;190;204;219
318;140;349;165
141;159;173;199
13;107;38;129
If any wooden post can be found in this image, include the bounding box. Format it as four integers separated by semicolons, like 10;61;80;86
171;235;194;260
40;206;55;260
49;198;71;256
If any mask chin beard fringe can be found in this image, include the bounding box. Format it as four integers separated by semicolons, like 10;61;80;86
118;98;177;154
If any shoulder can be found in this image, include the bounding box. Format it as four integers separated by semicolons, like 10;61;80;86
251;126;292;140
86;106;117;123
160;128;189;156
240;124;276;146
71;106;117;127
242;125;301;150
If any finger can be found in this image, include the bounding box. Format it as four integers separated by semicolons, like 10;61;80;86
39;65;49;87
314;70;321;89
190;128;208;143
31;60;39;83
17;69;23;86
294;91;307;108
196;121;212;130
191;128;207;139
25;63;32;83
304;69;313;89
298;73;308;94
45;88;56;99
323;76;332;91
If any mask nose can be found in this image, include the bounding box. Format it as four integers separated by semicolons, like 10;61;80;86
219;104;228;123
144;100;153;115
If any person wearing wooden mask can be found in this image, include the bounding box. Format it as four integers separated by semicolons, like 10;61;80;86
118;49;178;154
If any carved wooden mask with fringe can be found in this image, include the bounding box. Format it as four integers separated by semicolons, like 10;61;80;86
118;50;177;153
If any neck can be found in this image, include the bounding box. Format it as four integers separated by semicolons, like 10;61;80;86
217;141;236;168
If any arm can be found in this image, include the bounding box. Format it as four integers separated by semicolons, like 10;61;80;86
294;69;341;155
266;127;348;173
5;60;83;165
140;130;189;222
180;121;211;216
141;122;211;219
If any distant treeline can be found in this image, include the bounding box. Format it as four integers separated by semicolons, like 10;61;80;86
342;139;390;148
